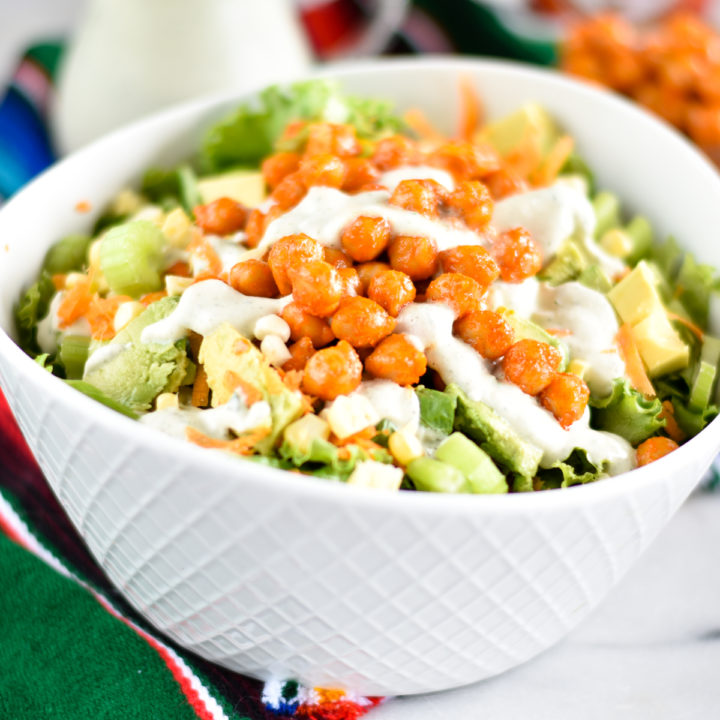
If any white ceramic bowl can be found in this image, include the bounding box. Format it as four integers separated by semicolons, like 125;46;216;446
1;58;719;697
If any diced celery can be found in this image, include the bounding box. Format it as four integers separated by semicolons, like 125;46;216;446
59;334;90;379
42;234;92;275
592;191;621;239
434;433;508;494
99;220;165;298
406;457;467;493
624;216;653;265
690;335;720;412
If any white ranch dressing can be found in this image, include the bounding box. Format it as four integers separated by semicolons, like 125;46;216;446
36;291;92;354
257;186;480;254
140;279;291;344
492;183;625;277
206;235;250;274
379;165;455;192
395;302;634;474
490;277;541;317
353;379;420;432
83;342;131;377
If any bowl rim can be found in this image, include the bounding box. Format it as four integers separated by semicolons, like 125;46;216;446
1;55;719;514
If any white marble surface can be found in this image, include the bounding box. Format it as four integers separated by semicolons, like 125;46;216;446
3;3;720;717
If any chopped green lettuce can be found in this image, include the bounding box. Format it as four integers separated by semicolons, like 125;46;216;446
592;191;621;239
140;163;201;214
624;216;654;266
536;449;603;490
42;234;91;275
675;254;715;329
560;151;595;193
416;386;456;436
14;270;56;355
590;379;665;446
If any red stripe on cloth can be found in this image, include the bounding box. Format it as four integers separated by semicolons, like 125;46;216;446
0;511;26;546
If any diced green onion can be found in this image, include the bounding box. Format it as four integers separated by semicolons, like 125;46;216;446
406;457;467;493
42;234;92;275
592;191;621;239
99;221;165;298
434;432;508;494
59;335;90;379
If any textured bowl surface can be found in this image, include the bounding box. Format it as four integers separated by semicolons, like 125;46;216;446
1;58;720;696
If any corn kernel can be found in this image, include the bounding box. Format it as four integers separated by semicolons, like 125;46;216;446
323;394;379;440
260;334;292;367
347;460;403;491
162;208;193;248
165;274;194;296
156;392;179;411
600;228;633;259
131;205;164;225
64;272;88;289
254;314;291;343
113;300;145;332
567;359;589;380
388;428;424;466
109;188;144;216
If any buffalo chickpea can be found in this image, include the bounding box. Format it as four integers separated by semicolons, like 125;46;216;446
365;333;427;386
244;208;266;248
455;310;514;361
337;267;361;298
299;153;346;188
289;260;342;317
428;141;501;180
262;152;300;189
539;372;590;429
342;157;381;193
302;340;362;400
323;247;353;269
388;235;438;281
305;122;361;157
282;336;315;372
341;216;392;262
331;296;396;348
371;135;419;170
502;339;563;396
389;179;443;218
491;227;543;283
367;269;416;317
194;197;246;236
271;171;307;210
281;302;335;347
439;245;499;289
636;436;679;466
447;181;493;230
228;259;278;298
356;261;391;294
268;233;323;295
426;273;484;319
483;169;530;200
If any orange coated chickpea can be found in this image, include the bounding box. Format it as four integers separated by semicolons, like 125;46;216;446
323;247;353;269
367;269;416;317
228;259;278;298
539;372;590;429
282;336;315;372
330;296;396;348
428;141;501;180
194;197;246;236
337;267;361;298
371;135;419;170
364;333;427;386
271;171;307;210
302;340;363;400
244;208;266;248
281;302;335;348
388;235;438;281
426;273;484;319
267;233;323;295
636;436;679;466
491;227;543;283
356;261;391;295
502;339;562;396
342;157;381;193
305;122;361;158
483;169;530;200
389;179;444;218
262;152;301;190
454;310;514;361
341;216;392;262
447;180;494;231
438;245;499;290
289;259;342;317
298;153;346;188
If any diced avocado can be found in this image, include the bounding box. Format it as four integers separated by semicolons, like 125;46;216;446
540;238;587;285
434;433;508;494
83;296;189;412
446;384;543;478
632;311;690;378
479;103;560;158
500;310;569;369
577;264;613;294
607;260;665;326
416;386;456;436
199;323;303;451
406;457;468;493
198;170;266;207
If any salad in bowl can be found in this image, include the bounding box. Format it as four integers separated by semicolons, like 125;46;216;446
16;79;720;495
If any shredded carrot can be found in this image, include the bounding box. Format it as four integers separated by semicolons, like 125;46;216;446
530;135;575;186
332;426;384;454
57;278;93;328
403;108;445;145
86;294;132;340
545;327;573;337
667;312;704;341
191;365;210;407
660;400;686;443
223;370;263;405
458;74;483;141
185;426;270;456
75;200;91;213
139;290;167;306
166;260;191;277
616;323;656;397
52;274;66;290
